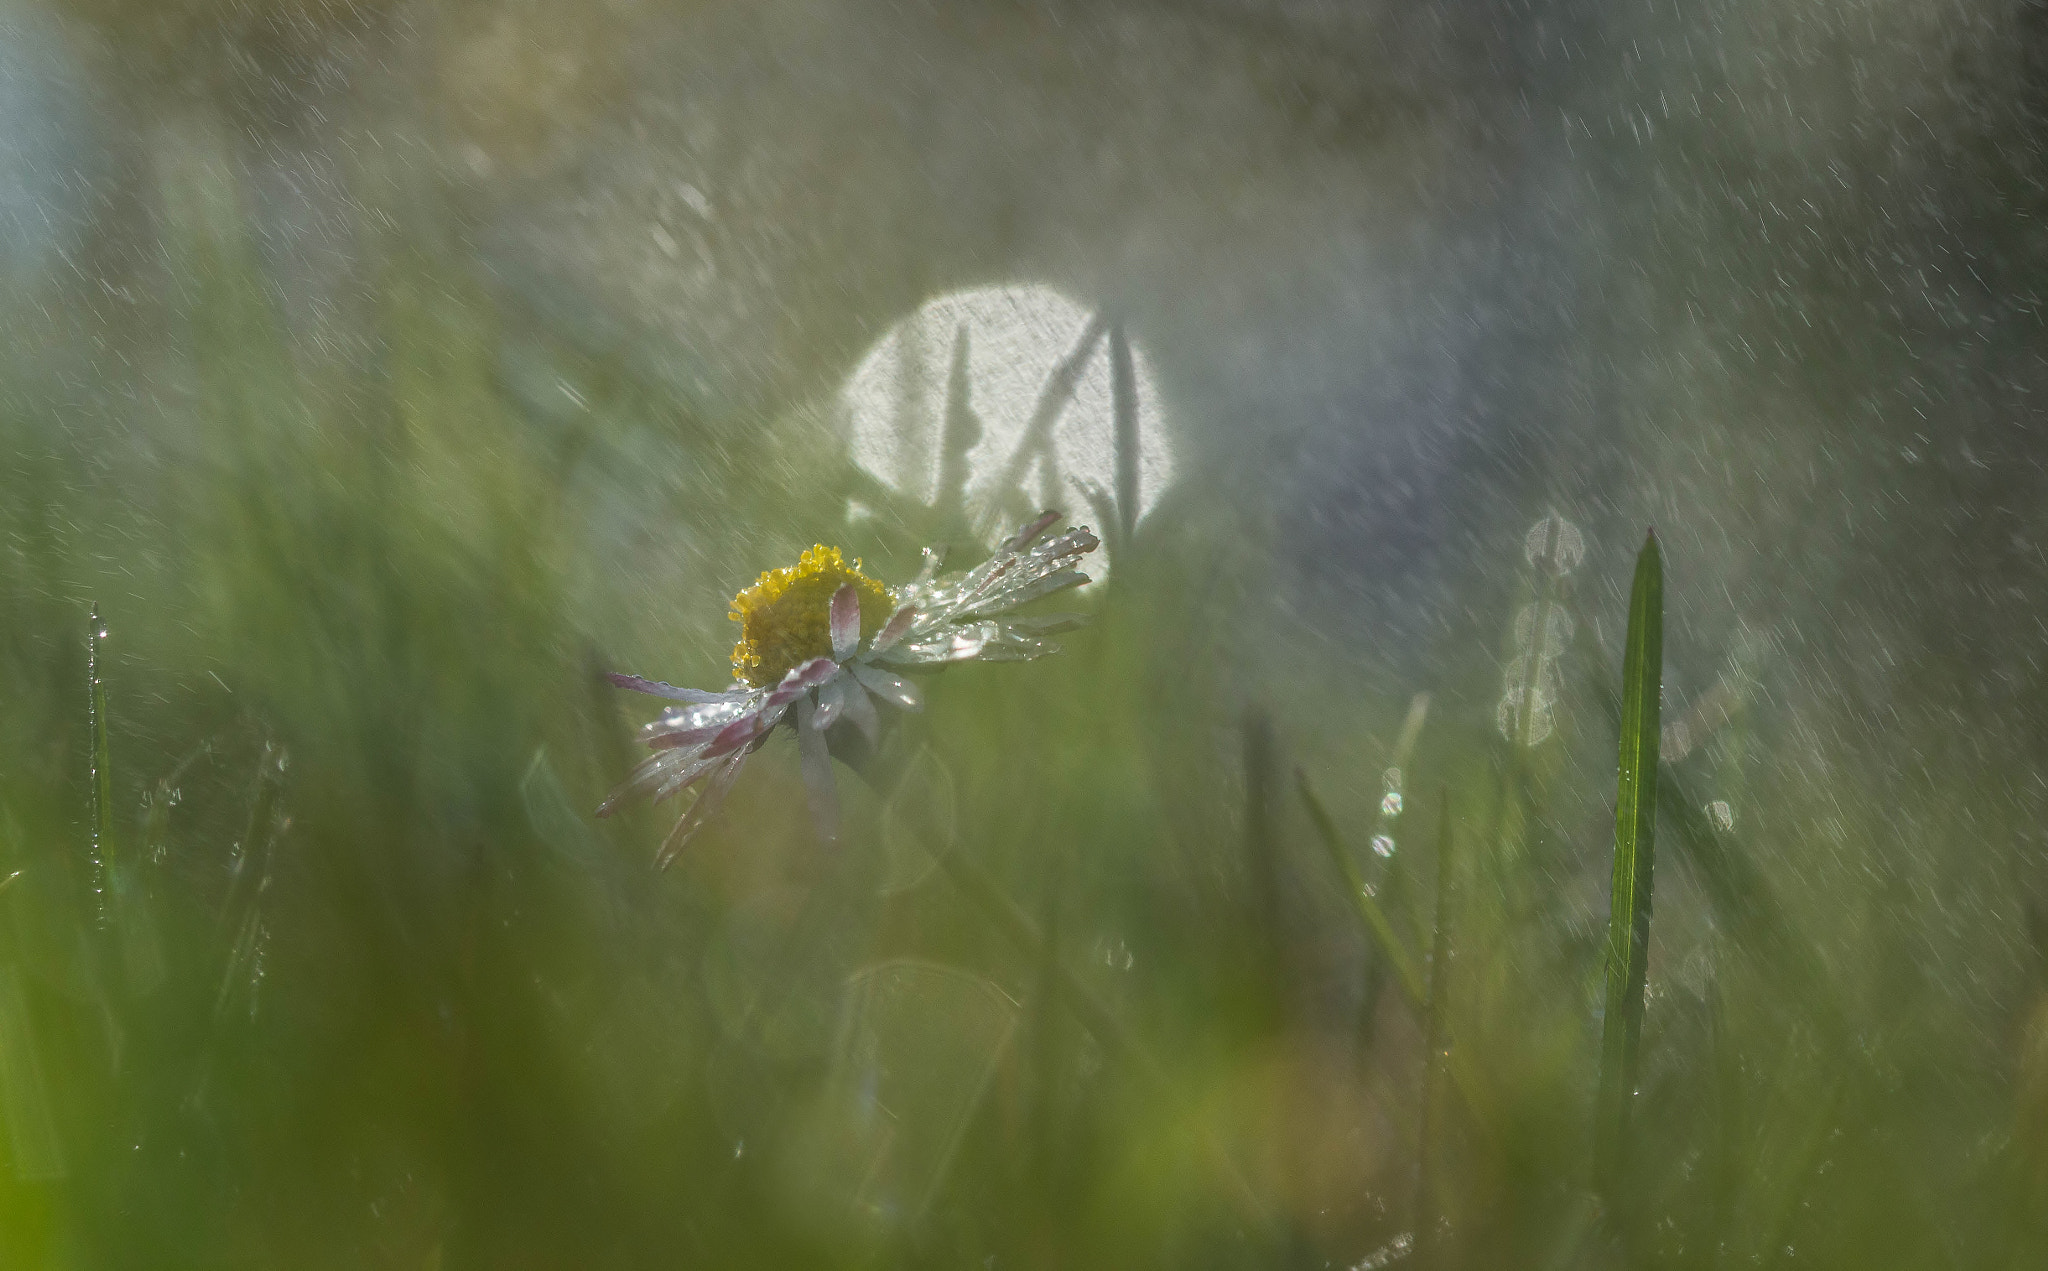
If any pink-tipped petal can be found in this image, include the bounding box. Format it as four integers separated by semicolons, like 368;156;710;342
605;672;741;702
829;584;861;662
763;657;840;712
702;714;763;758
1004;510;1062;552
871;603;919;653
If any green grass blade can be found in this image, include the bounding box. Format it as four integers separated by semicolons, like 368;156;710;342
1595;530;1664;1193
1296;768;1427;1005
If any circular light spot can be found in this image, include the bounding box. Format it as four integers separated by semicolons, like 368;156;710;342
842;285;1175;546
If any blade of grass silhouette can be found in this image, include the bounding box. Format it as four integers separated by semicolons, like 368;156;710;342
934;322;980;529
1415;787;1457;1263
1110;319;1139;546
974;313;1106;540
1595;529;1663;1196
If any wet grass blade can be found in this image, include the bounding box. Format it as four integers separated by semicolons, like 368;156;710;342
1595;530;1664;1193
1296;769;1426;1004
87;605;115;929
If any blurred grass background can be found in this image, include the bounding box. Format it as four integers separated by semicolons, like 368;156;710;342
2;1;2048;1268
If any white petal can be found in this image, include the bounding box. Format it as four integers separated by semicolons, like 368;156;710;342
642;696;754;741
850;662;924;712
870;603;919;653
653;751;750;870
813;672;848;732
843;676;880;743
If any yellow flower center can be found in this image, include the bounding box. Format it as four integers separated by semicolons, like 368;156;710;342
729;545;894;686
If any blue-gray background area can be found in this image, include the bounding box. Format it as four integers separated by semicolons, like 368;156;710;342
11;0;2048;844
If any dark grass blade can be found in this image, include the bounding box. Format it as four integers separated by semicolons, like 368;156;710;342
1415;788;1457;1261
1595;530;1664;1193
1243;709;1286;1031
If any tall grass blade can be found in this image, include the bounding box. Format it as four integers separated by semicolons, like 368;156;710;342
1595;530;1664;1193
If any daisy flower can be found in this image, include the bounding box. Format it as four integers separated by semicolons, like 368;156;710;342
600;511;1098;865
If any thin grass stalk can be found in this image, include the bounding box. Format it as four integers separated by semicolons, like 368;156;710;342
1243;708;1287;1031
1296;770;1426;1003
1594;530;1664;1194
1297;770;1503;1155
87;605;114;929
1415;787;1457;1263
1343;694;1431;1059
